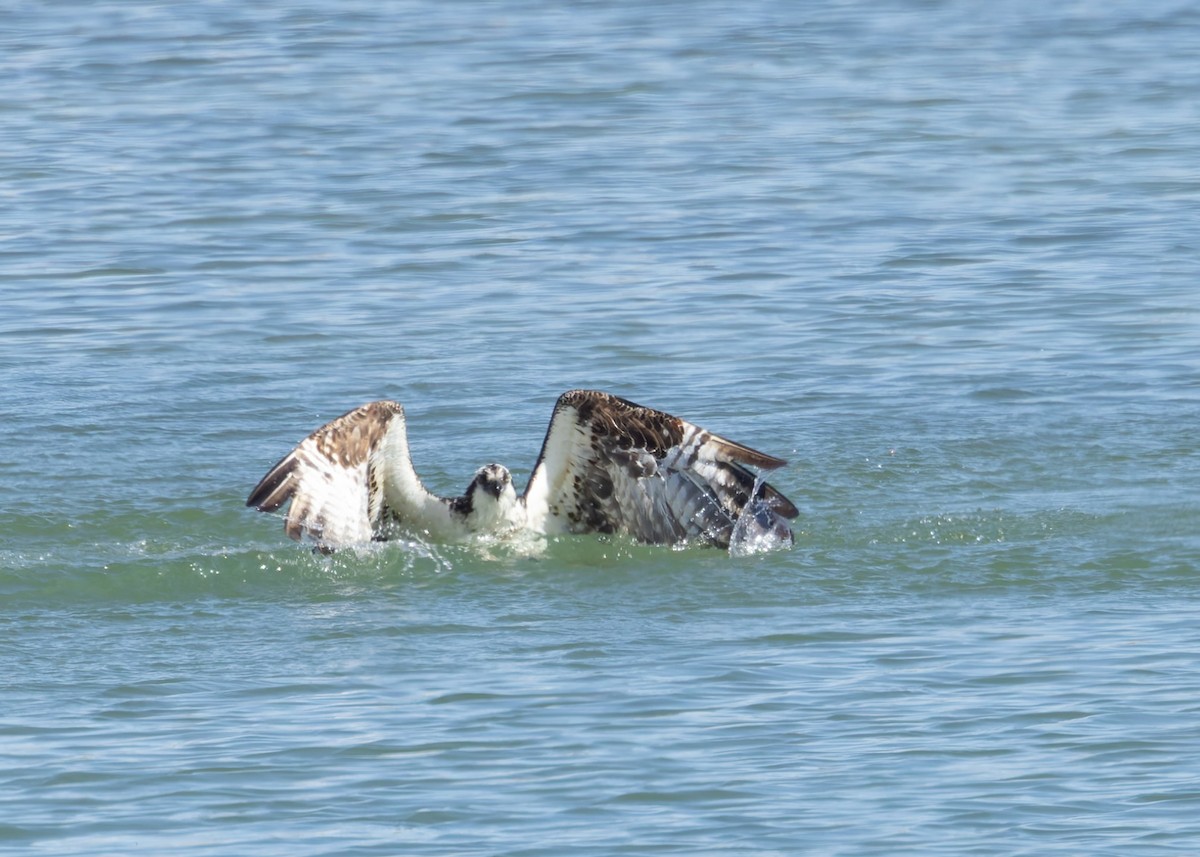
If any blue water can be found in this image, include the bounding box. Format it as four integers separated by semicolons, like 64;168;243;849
3;1;1200;854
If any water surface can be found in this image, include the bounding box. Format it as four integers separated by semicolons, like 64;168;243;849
3;1;1199;854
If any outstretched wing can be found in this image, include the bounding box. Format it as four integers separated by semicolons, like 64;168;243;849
246;400;438;549
522;390;798;548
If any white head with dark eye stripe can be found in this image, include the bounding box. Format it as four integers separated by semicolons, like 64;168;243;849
453;463;519;531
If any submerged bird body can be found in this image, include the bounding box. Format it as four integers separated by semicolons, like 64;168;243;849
247;390;797;551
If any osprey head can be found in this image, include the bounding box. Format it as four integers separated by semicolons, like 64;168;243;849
470;463;512;499
458;463;519;532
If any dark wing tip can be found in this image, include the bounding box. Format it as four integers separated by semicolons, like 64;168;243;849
760;484;799;519
739;448;789;470
245;455;297;512
702;430;790;471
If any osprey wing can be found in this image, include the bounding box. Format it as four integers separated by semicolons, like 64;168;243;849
246;400;436;549
522;390;798;548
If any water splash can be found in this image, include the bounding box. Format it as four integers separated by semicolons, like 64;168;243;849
728;471;794;557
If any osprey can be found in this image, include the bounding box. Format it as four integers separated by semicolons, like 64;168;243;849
246;389;798;552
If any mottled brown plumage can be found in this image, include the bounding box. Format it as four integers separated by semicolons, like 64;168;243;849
247;390;797;552
524;391;797;547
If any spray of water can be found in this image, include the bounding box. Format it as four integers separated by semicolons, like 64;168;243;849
728;470;794;557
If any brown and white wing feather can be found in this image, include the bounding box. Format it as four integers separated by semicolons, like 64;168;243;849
246;400;432;549
523;390;798;548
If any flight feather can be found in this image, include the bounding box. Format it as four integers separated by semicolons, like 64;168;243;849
523;390;797;548
247;390;797;551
